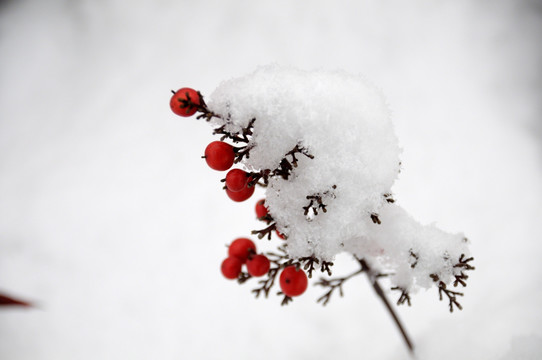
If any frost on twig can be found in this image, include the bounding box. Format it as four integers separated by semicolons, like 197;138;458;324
409;250;419;269
269;145;314;180
213;118;255;144
303;185;337;219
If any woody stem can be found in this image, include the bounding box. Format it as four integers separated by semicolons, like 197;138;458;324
358;258;415;355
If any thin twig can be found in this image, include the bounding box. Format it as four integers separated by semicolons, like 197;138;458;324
314;268;363;305
358;258;415;355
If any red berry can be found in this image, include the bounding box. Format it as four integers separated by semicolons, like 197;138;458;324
226;184;255;202
276;230;286;240
225;169;249;192
255;199;268;219
246;254;270;277
170;88;200;117
279;266;308;297
221;256;242;279
204;141;235;171
228;238;256;263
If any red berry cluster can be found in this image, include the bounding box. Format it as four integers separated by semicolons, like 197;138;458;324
220;203;308;298
202;141;255;201
170;87;313;303
171;88;255;203
221;238;270;279
202;140;255;202
252;200;307;297
168;84;471;352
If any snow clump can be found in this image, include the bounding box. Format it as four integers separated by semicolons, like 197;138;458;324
208;65;469;292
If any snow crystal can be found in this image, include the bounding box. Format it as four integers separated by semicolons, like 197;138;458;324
208;65;469;291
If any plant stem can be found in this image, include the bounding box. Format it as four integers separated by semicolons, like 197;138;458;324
358;258;415;355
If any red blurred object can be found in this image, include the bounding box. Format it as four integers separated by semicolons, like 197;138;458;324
0;292;31;307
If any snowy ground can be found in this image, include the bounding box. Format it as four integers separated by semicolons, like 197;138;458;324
1;0;541;359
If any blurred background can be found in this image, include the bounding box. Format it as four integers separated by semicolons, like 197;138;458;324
1;0;541;359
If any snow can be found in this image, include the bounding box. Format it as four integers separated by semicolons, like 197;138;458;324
499;335;542;360
1;0;542;359
208;65;468;293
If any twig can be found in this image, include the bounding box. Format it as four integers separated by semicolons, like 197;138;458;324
391;287;412;306
252;268;280;298
438;281;463;312
430;274;464;312
251;223;277;240
358;258;415;354
314;268;363;305
384;193;395;203
298;256;334;278
280;294;293;306
370;213;381;225
453;254;475;287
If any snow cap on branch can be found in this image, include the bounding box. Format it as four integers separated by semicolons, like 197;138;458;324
208;65;469;292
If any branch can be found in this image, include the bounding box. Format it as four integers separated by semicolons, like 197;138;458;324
314;268;363;305
192;91;222;122
252;245;295;303
252;267;280;298
359;258;415;354
439;281;463;312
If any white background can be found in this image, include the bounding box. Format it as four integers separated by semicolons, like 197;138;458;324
1;0;541;359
